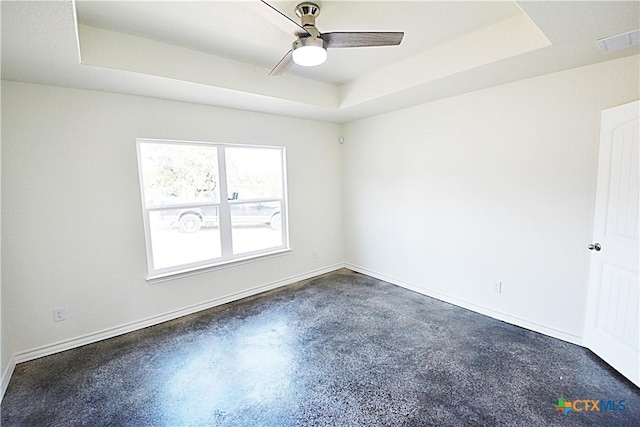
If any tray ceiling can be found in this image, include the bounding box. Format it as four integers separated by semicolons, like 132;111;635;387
2;1;638;123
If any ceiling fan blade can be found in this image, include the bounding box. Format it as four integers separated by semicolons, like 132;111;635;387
259;0;310;38
269;49;294;76
322;32;404;48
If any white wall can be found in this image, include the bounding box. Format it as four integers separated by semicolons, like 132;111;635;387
1;82;343;361
342;55;639;343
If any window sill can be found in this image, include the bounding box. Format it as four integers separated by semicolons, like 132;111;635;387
146;248;292;284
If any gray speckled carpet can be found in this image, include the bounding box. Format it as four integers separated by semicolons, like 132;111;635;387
2;269;639;426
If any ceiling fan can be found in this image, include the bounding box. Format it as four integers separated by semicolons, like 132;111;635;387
260;1;404;76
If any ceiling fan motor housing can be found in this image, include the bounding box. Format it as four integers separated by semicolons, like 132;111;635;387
293;35;326;51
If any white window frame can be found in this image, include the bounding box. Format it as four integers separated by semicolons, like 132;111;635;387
136;138;290;282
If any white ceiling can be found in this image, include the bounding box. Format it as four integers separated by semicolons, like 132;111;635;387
2;1;639;123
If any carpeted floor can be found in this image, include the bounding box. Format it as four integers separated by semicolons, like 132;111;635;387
2;269;639;426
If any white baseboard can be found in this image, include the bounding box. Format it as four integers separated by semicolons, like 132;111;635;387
12;263;345;367
346;263;584;346
1;355;16;404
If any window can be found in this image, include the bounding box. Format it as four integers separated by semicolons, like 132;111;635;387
136;139;289;279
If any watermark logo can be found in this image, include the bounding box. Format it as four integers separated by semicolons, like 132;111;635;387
554;398;573;415
554;398;626;415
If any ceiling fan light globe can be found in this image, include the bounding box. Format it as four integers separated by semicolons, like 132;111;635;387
292;45;327;67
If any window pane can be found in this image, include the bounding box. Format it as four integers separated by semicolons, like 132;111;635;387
226;147;282;201
139;143;219;208
231;202;283;255
149;208;221;270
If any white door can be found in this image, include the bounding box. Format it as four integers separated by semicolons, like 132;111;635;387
584;100;639;387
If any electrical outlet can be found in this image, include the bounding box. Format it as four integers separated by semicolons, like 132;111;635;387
492;282;502;294
312;250;318;259
53;307;66;322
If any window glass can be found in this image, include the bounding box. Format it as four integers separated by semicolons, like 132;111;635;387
139;143;219;208
226;147;283;201
231;201;283;255
148;209;221;270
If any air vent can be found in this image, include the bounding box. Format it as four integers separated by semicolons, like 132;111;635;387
596;29;640;53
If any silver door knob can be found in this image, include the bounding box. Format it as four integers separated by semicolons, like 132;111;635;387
588;243;602;251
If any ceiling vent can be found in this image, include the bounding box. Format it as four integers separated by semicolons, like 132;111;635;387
596;29;640;53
